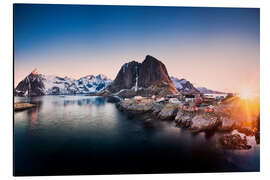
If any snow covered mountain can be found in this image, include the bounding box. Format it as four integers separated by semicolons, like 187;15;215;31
15;68;112;96
76;74;112;94
170;76;226;94
170;76;199;94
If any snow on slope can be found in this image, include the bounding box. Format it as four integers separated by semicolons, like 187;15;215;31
43;74;112;95
15;70;112;96
170;76;199;94
196;87;226;94
170;76;226;94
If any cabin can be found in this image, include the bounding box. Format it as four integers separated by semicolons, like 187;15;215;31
169;98;182;105
185;94;195;103
134;96;143;100
155;97;166;103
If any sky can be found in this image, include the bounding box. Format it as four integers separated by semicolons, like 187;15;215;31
14;4;260;95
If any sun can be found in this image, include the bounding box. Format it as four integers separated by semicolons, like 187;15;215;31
239;89;258;100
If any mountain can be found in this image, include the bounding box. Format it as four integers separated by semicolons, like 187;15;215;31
15;69;45;96
76;74;112;94
15;69;112;96
107;55;179;97
170;76;200;94
107;61;141;93
170;76;226;94
196;87;226;94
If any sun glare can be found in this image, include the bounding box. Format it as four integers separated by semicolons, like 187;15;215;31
239;89;258;100
240;91;252;100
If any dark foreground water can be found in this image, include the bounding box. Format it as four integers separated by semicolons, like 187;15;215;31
14;96;259;176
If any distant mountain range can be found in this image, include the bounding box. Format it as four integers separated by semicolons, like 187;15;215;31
196;87;226;94
170;76;199;94
14;68;112;96
15;55;226;97
170;76;226;94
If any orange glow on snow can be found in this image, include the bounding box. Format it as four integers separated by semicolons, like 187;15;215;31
31;68;39;75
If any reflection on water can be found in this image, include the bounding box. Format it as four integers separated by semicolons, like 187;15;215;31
14;95;259;176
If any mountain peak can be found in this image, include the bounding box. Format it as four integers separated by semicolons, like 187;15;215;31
86;74;94;79
144;55;160;63
108;55;178;96
171;76;199;94
96;74;108;80
31;68;39;75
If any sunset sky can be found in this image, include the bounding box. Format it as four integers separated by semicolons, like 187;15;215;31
14;4;260;95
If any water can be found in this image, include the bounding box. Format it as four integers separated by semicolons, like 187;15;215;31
14;96;259;176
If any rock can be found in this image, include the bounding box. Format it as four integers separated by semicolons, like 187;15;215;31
236;126;255;136
117;98;154;114
175;110;184;123
96;89;111;96
190;114;219;132
175;111;194;128
218;116;235;131
219;133;252;150
107;96;122;103
114;89;137;98
231;130;256;146
151;103;164;115
255;132;260;144
158;104;179;120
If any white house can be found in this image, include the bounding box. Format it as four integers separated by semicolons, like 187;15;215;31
169;98;182;105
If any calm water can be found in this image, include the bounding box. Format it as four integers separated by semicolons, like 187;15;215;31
14;96;259;176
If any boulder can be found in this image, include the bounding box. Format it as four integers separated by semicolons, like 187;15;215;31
218;116;235;131
219;133;252;150
158;104;179;120
175;111;194;128
151;103;164;115
190;114;219;132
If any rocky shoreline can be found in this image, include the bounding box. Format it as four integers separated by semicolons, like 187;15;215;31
116;97;259;150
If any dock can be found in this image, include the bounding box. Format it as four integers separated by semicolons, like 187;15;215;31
14;102;36;111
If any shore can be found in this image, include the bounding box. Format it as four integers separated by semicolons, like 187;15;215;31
116;96;259;150
14;102;35;111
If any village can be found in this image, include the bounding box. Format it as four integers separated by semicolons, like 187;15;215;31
115;91;259;150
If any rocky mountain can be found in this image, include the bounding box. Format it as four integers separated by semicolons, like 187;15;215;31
15;69;45;96
170;76;200;94
15;68;112;96
107;55;179;97
107;61;141;93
